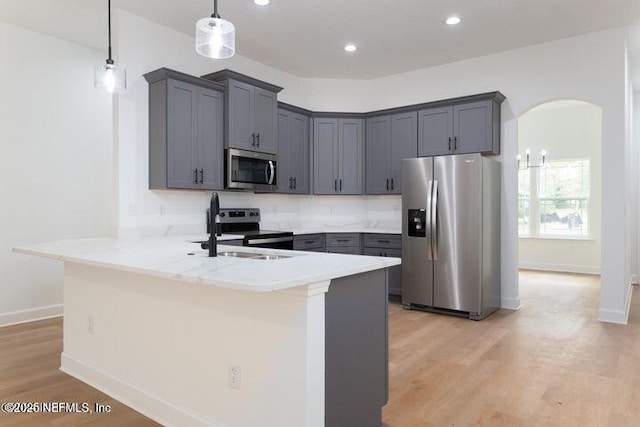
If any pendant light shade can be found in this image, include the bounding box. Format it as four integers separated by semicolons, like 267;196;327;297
196;0;235;59
95;62;126;93
95;0;126;92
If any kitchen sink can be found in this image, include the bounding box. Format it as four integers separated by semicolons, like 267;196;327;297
217;251;294;260
218;251;263;258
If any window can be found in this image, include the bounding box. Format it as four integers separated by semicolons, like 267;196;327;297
518;159;590;238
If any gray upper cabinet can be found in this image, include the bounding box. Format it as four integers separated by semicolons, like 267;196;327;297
314;118;364;195
417;106;452;157
366;112;417;194
418;98;501;156
277;108;310;194
201;70;283;155
145;68;225;190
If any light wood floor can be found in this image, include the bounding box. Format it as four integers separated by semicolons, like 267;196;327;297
383;271;640;427
1;271;639;426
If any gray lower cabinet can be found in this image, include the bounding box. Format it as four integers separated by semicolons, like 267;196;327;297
366;112;417;194
313;118;364;195
145;69;224;190
277;109;310;194
325;269;388;427
293;234;326;252
418;99;501;156
363;233;402;296
325;233;362;254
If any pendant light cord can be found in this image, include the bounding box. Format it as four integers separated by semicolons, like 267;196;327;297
212;0;220;18
107;0;114;64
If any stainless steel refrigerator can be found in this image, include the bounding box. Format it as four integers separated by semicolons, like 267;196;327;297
401;154;501;320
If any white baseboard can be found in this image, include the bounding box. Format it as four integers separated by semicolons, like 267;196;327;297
0;304;63;328
500;296;521;311
60;353;225;427
598;285;632;324
518;261;600;275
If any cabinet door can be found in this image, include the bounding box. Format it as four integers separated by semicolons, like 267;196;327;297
453;100;493;154
313;118;339;194
418;106;453;157
167;79;197;189
338;118;364;194
196;87;224;190
276;110;292;192
389;112;417;193
228;79;255;151
289;112;309;193
365;115;391;194
254;87;278;154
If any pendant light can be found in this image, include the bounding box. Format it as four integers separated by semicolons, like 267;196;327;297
94;0;126;93
196;0;235;59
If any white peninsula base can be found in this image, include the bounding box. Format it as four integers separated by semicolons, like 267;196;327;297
61;262;329;427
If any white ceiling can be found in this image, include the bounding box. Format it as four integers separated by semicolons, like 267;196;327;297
1;0;640;81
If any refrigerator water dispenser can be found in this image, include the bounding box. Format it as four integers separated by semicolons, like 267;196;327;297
407;209;426;237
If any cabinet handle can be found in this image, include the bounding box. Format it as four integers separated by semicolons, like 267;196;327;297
193;168;198;183
334;179;337;192
293;177;297;190
336;239;349;243
378;240;390;244
304;240;316;244
379;251;383;256
251;132;256;146
384;252;388;257
289;177;293;189
339;179;342;192
448;136;452;151
386;178;389;191
391;178;394;190
256;133;260;146
454;136;458;150
199;169;204;184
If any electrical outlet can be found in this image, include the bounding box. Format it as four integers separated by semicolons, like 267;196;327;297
87;316;94;334
229;364;241;390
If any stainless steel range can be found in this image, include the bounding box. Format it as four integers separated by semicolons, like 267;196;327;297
209;208;294;250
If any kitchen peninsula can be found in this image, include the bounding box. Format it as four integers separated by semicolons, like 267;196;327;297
14;236;399;427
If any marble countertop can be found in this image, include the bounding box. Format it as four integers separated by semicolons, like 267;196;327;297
13;236;400;293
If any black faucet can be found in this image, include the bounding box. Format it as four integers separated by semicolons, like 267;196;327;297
208;192;221;257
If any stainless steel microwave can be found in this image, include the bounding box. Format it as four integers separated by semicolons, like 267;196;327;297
225;148;277;191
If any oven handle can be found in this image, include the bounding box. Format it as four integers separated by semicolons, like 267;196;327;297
246;236;294;245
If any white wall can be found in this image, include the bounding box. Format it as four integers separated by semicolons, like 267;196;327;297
517;103;602;274
633;89;640;285
0;23;113;326
115;12;631;321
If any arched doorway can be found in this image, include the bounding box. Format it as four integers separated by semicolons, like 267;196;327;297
516;99;603;307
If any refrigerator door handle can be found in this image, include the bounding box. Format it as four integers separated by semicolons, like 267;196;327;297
432;180;439;260
426;180;434;260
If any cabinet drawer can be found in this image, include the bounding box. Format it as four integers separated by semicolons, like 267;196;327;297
362;247;402;258
326;233;362;247
293;234;326;251
363;234;401;249
327;246;362;255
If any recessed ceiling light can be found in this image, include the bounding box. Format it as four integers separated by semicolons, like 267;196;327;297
344;44;357;52
254;0;270;5
445;16;461;25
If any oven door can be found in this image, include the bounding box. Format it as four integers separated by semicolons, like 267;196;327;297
226;148;277;191
245;236;294;250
